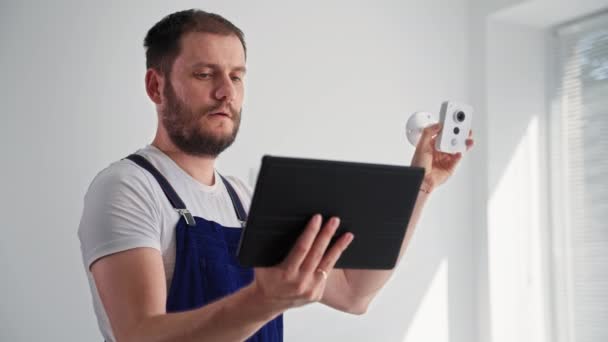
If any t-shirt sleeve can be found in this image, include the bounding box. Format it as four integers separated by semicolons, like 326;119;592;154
78;161;162;270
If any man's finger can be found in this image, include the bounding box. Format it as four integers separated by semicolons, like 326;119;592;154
316;232;354;276
466;138;474;151
417;123;442;149
282;214;323;273
299;217;341;274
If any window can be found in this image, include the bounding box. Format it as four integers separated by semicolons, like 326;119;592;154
549;10;608;342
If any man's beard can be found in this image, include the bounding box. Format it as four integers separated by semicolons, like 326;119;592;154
160;80;241;157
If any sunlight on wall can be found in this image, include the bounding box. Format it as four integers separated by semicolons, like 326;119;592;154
488;116;548;342
401;259;449;342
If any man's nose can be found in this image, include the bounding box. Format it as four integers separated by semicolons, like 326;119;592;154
214;75;236;102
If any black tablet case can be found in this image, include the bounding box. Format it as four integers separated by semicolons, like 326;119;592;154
237;156;425;269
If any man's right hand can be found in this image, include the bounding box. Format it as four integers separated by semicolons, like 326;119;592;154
249;214;354;312
91;214;353;342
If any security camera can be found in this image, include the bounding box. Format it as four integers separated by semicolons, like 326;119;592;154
405;101;473;154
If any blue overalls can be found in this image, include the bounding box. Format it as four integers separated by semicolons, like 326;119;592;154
126;154;283;341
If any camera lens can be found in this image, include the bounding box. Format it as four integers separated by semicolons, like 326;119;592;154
455;111;466;122
453;127;460;135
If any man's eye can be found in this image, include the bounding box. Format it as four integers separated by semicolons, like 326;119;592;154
195;73;211;79
231;76;242;82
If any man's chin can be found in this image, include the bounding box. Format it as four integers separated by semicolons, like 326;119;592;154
201;115;237;131
199;126;236;141
195;128;238;147
176;137;236;157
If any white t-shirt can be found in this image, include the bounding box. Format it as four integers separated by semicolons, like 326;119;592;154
77;144;252;342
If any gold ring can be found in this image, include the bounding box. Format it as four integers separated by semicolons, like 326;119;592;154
317;268;328;280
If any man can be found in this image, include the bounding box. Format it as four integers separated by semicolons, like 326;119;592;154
78;9;474;342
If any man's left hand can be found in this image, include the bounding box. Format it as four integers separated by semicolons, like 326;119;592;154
410;123;474;193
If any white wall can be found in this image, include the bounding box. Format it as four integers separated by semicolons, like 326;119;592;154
469;1;608;342
0;1;476;341
485;20;549;342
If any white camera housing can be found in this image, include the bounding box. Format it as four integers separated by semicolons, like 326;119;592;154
435;101;473;154
405;101;473;154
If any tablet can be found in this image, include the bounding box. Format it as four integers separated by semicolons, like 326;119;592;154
237;155;425;269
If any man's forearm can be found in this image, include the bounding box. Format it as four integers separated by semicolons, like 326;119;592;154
339;191;430;302
123;284;282;342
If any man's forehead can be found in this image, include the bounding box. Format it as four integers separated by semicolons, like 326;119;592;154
177;32;245;68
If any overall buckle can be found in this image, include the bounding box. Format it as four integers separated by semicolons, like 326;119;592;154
176;208;196;227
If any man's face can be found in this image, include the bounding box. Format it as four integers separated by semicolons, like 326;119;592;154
159;32;246;157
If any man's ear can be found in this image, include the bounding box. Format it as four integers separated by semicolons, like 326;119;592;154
145;68;163;104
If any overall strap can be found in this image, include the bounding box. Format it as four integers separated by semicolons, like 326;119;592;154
219;174;248;227
125;154;196;226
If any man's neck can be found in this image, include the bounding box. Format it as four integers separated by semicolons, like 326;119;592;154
151;139;217;187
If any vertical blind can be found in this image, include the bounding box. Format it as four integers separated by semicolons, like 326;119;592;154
550;10;608;342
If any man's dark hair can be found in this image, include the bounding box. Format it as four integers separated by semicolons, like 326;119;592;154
144;9;246;75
